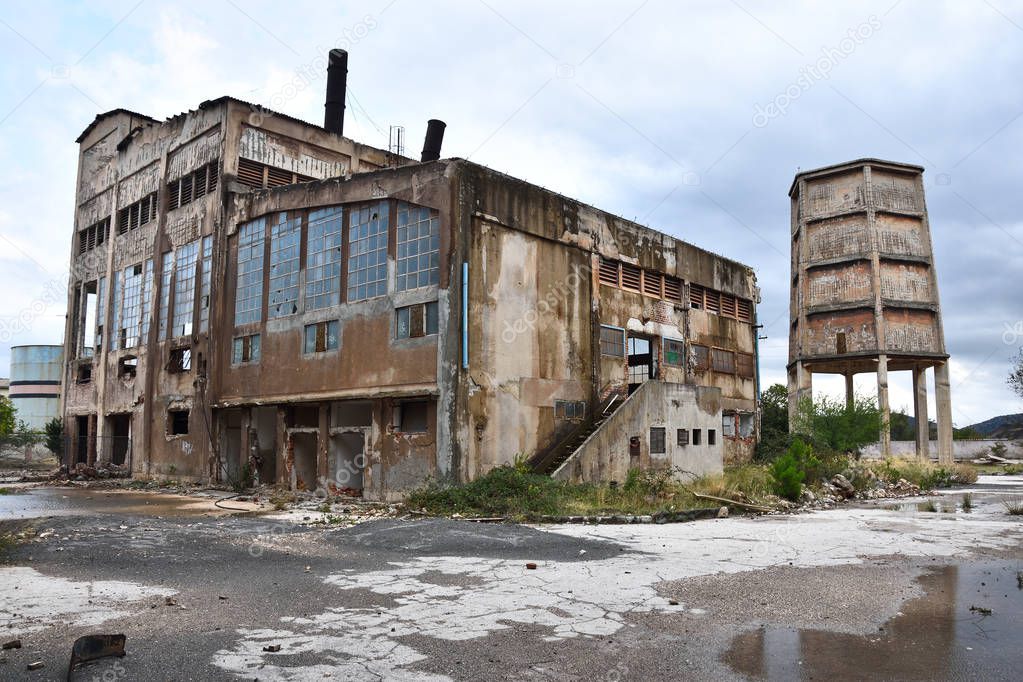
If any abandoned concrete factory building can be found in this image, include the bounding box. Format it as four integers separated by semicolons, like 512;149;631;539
61;52;760;499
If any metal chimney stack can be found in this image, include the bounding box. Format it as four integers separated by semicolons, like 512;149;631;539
421;119;446;161
324;49;348;136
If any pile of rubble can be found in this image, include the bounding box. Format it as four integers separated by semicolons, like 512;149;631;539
65;462;132;481
799;470;921;509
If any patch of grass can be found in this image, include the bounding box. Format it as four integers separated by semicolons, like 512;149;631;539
878;459;978;489
920;499;939;513
404;463;778;521
270;489;296;511
1003;497;1023;515
961;492;973;512
0;487;13;495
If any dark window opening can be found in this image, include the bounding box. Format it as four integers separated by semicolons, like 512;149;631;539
837;331;848;354
118;355;138;378
677;428;689;446
708;429;717;446
168;409;189;436
168;347;192;373
77;218;109;256
397;401;429;433
692;428;702;446
76;362;93;384
650;427;666;454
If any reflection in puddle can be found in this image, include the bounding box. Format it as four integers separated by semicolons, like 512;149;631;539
723;561;1023;680
0;487;251;520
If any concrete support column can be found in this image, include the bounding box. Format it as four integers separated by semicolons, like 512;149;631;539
845;373;855;409
239;408;252;484
788;361;812;431
877;354;891;458
912;367;929;460
317;403;329;489
934;361;954;465
275;406;288;486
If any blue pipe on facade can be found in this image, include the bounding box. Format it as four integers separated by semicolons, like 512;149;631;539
461;262;469;368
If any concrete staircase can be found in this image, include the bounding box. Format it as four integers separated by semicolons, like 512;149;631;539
529;388;630;476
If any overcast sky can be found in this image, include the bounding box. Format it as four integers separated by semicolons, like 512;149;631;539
0;0;1021;426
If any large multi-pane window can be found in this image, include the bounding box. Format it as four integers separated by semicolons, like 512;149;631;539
158;251;172;341
172;240;199;337
235;218;265;326
396;202;439;291
305;207;343;310
199;236;212;332
347;201;389;301
140;259;153;344
268;213;300;318
119;262;145;349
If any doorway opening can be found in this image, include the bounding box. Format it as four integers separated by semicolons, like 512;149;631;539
329;432;365;493
108;413;131;466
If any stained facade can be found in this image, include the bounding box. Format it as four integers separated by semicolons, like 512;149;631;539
63;72;760;498
787;159;953;462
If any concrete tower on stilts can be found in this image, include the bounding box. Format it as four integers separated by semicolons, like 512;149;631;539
787;159;953;463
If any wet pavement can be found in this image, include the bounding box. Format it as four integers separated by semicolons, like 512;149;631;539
0;477;1020;680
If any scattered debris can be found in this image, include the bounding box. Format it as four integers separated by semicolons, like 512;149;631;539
525;563;538;570
969;605;992;616
164;596;177;606
27;661;44;670
68;634;126;677
716;506;729;518
3;639;22;650
830;474;856;499
262;644;282;653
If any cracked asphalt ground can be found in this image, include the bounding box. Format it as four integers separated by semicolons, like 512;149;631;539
1;478;1022;681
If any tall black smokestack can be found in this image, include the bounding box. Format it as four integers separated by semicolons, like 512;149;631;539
421;119;446;161
324;49;348;136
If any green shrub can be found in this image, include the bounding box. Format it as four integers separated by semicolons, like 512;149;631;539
770;438;813;500
406;464;567;518
44;418;64;457
792;394;881;454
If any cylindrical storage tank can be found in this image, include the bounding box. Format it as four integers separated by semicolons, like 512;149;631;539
9;345;63;431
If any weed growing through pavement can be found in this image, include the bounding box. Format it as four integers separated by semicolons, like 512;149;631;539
1003;497;1023;515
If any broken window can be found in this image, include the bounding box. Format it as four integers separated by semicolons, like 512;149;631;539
119;263;144;349
722;413;736;437
663;338;685;367
76;362;92;384
689;283;705;309
81;280;98;357
158;251;173;341
692;428;702;446
599;325;625;357
168;347;191;373
692;344;711;371
140;258;153;344
737;352;755;379
95;277;106;355
555;400;585;421
77;218;109;256
650;427;666;454
739;413;755;438
396;401;429;433
168;409;189;436
711;348;735;374
199;236;212;332
235;218;266;326
677;428;689;446
118;355;138;378
395;301;439;339
708;429;717;446
232;334;261;364
305;206;343;310
396;202;440;291
304;320;340;354
347;201;389;301
268;213;300;318
172;239;200;337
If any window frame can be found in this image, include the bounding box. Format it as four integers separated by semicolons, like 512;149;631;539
649;426;666;454
663;337;685;367
304;320;340;354
599;324;626;357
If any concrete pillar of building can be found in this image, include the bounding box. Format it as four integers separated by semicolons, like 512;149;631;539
239;408;252;484
275;406;288;486
87;414;97;466
912;366;930;459
788;361;812;431
935;361;954;465
877;354;891;459
317;403;329;489
845;373;855;409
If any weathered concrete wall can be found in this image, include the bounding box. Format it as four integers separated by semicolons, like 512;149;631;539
859;439;1023;460
553;381;723;484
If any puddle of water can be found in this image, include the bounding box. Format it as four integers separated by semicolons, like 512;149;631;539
722;560;1023;680
0;487;253;520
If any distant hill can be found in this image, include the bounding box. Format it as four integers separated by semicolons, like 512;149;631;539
964;414;1023;440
